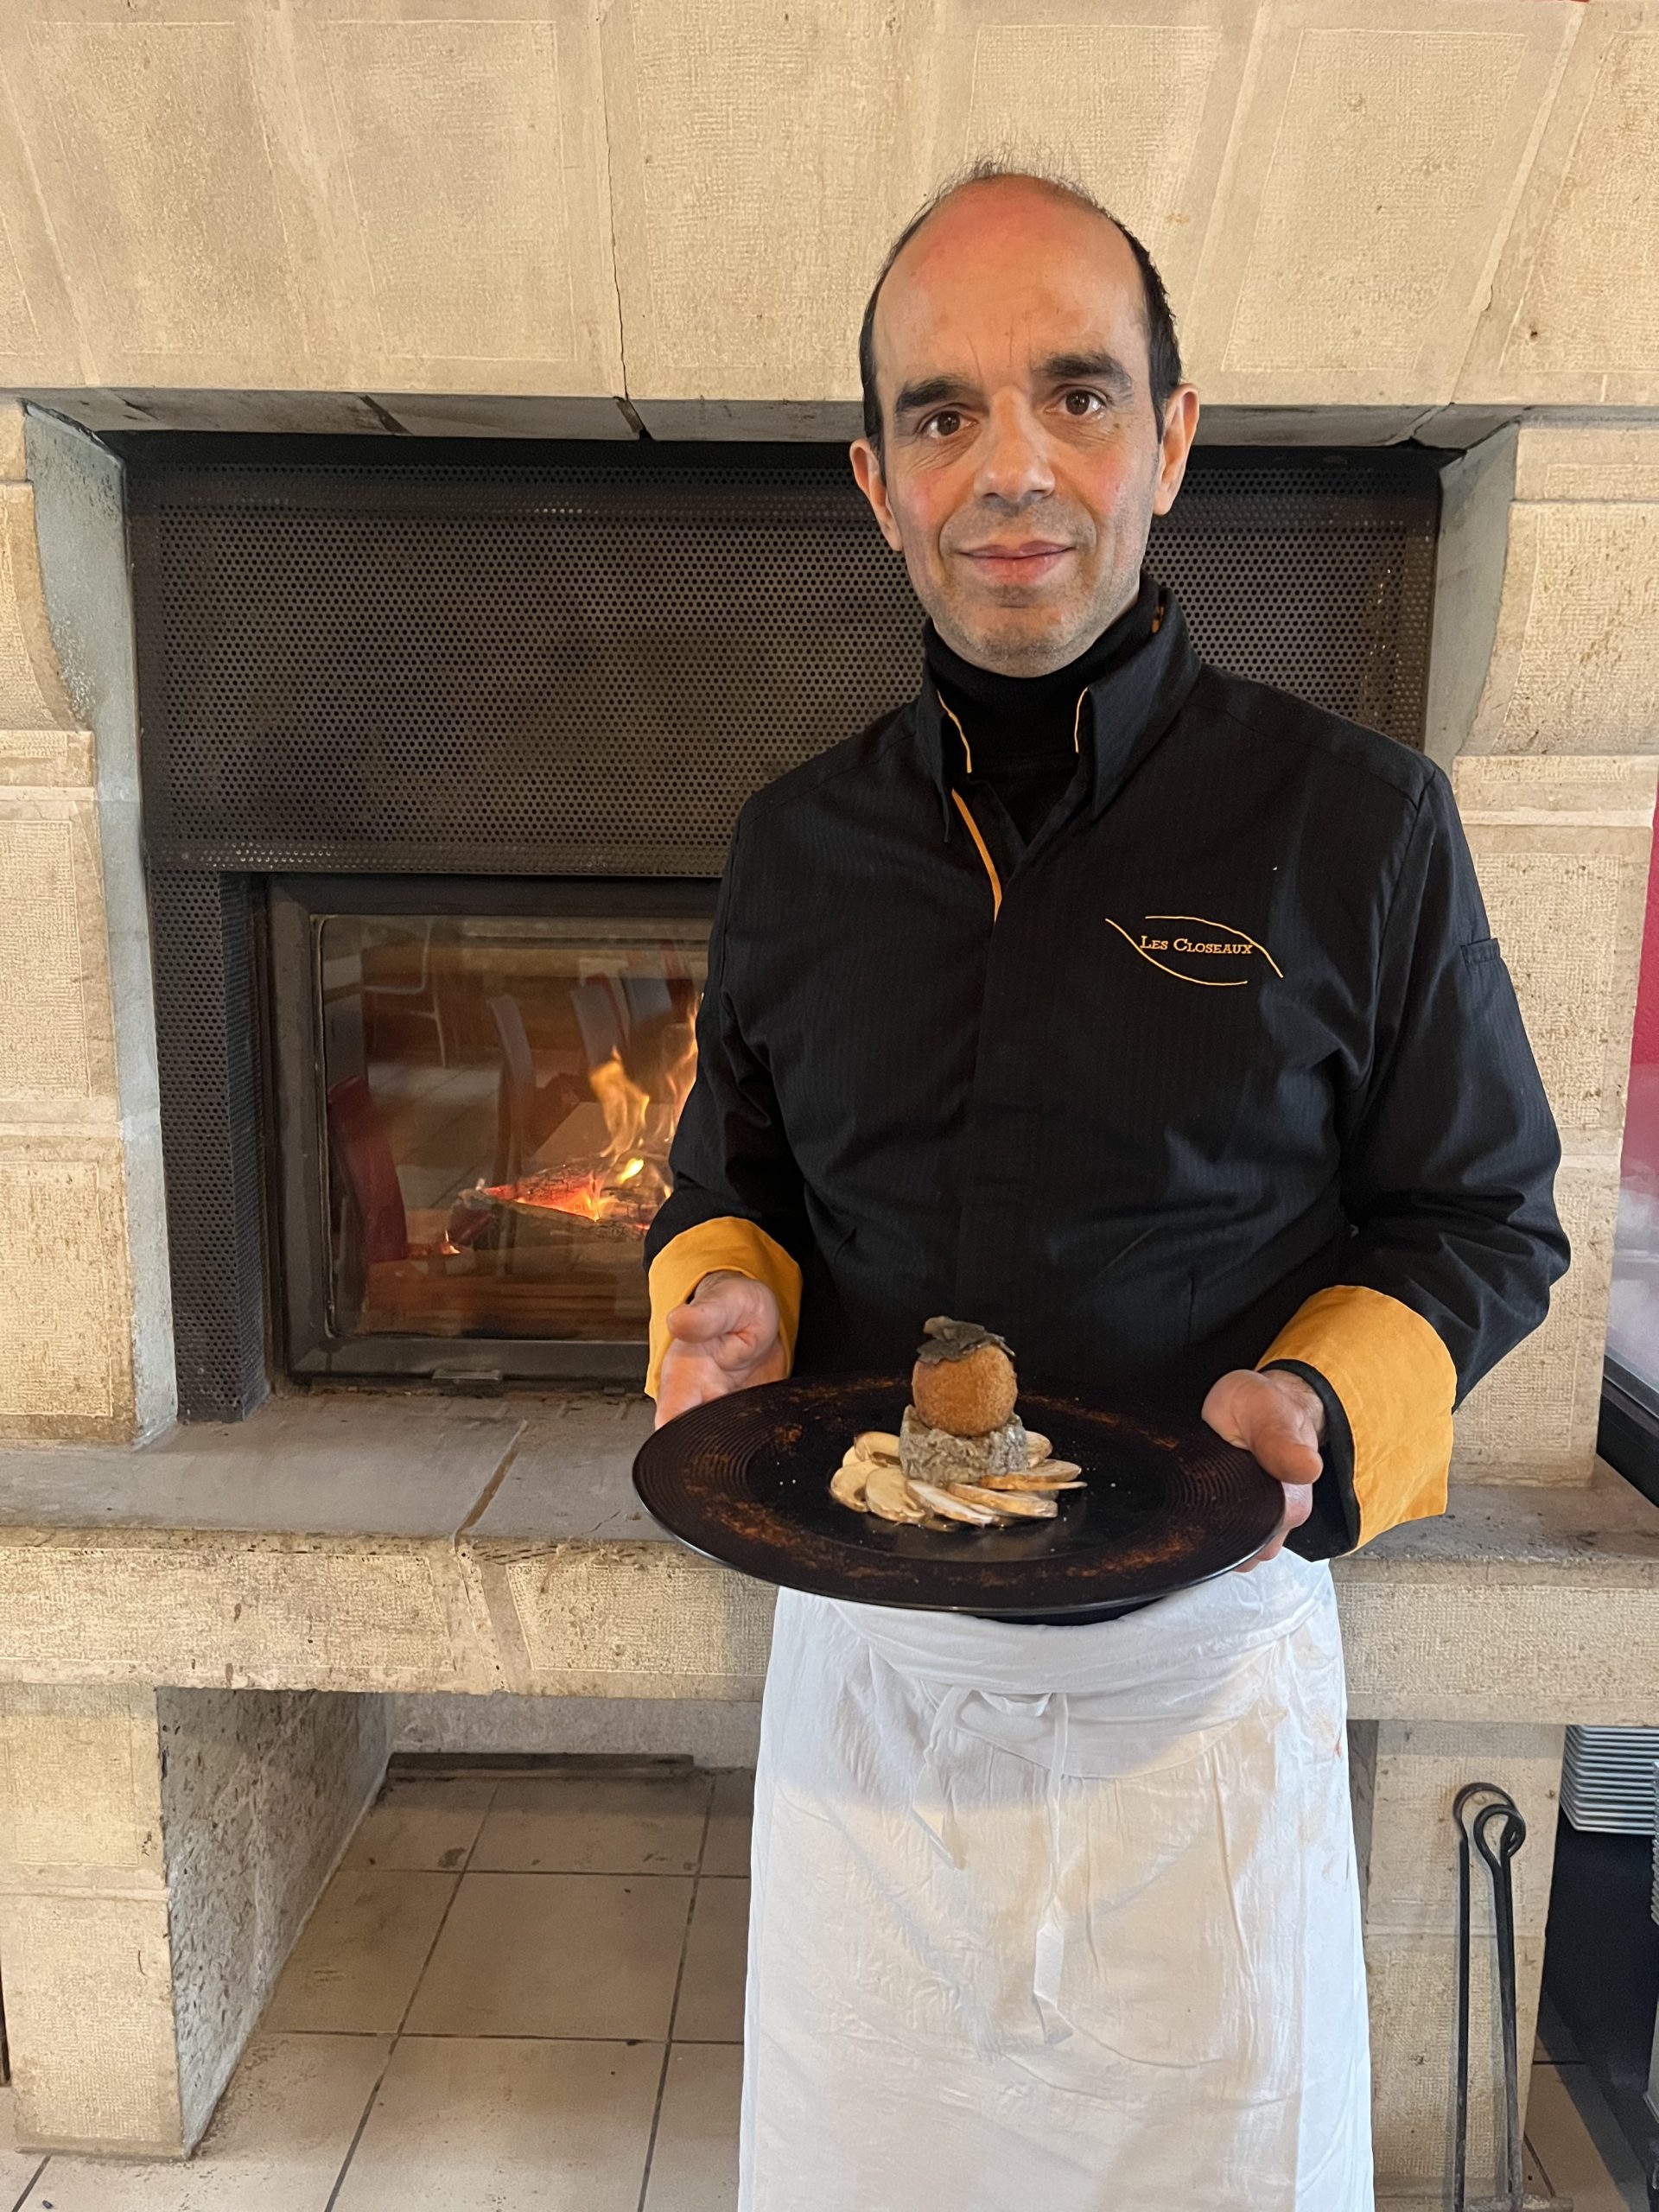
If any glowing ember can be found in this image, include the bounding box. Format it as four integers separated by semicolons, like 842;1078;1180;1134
476;1015;698;1233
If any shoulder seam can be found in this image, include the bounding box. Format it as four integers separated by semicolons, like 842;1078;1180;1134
1201;677;1432;804
741;705;916;818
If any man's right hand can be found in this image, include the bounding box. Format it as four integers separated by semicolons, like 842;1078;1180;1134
652;1269;788;1427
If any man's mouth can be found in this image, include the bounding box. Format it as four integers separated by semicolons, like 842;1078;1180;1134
959;543;1074;581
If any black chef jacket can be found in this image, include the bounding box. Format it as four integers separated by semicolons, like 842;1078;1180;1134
645;585;1568;1559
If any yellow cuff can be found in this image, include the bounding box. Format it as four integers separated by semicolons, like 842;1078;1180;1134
645;1217;803;1401
1258;1285;1456;1546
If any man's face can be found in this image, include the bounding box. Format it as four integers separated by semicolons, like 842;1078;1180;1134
850;181;1199;677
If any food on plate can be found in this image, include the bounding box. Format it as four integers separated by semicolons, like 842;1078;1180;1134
910;1317;1020;1435
828;1319;1089;1531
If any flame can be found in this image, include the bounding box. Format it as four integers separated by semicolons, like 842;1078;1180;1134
485;1014;697;1232
589;1048;652;1166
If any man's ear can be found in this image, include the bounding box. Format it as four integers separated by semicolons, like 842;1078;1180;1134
1152;385;1200;518
849;437;905;554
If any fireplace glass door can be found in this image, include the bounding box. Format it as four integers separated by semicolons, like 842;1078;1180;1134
270;881;714;1380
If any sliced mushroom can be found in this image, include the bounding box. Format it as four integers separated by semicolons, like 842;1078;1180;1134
853;1430;904;1465
905;1478;1005;1527
976;1468;1086;1492
864;1462;931;1524
830;1459;871;1512
944;1482;1057;1519
1025;1433;1052;1464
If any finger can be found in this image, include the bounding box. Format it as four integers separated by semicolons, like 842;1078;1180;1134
1243;1405;1323;1485
1236;1482;1313;1570
664;1290;744;1342
1260;1440;1324;1486
653;1344;738;1425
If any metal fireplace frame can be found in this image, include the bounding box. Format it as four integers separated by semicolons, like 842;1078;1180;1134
267;874;717;1385
121;431;1440;1418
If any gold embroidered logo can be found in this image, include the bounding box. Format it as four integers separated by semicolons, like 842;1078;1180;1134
1105;913;1281;988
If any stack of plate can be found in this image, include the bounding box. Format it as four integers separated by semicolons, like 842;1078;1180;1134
1560;1725;1659;1836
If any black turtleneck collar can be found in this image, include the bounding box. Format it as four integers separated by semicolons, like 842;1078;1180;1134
916;571;1189;849
923;569;1161;760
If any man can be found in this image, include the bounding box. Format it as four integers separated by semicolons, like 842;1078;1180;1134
644;164;1567;2210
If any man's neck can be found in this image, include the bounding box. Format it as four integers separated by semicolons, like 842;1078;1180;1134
924;573;1158;749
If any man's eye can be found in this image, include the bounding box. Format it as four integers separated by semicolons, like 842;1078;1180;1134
1062;389;1107;417
920;410;965;439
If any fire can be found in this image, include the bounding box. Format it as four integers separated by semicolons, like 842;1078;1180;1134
479;1015;696;1234
590;1048;652;1167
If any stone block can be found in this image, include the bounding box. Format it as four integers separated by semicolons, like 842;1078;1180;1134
1184;0;1579;406
628;398;865;442
0;0;622;397
0;1129;135;1440
0;1891;184;2153
389;1690;763;1764
0;728;92;785
928;0;1253;321
1510;409;1659;502
158;1688;390;2145
1469;500;1659;753
1455;756;1659;1135
0;482;77;728
0;787;119;1114
1460;2;1659;406
1366;1929;1548;2196
0;1529;493;1691
0;1681;162;1878
602;0;936;404
1452;1147;1618;1482
25;406;178;1436
1423;423;1516;772
0;1681;389;2156
0;8;335;385
1338;1571;1659;1726
289;5;620;389
1355;1721;1562;2204
474;1539;776;1699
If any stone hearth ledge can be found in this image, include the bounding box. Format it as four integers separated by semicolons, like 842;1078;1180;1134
0;1388;1656;1721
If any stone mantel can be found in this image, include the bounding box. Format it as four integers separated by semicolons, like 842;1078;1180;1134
2;0;1656;424
2;1389;1656;1723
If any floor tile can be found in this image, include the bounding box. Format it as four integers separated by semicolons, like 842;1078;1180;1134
701;1772;753;1880
645;2044;741;2212
340;1772;497;1872
405;1872;693;2040
15;2035;388;2211
674;1879;748;2044
1526;2062;1647;2212
332;2037;659;2212
2;2088;47;2207
263;1868;458;2034
472;1773;710;1876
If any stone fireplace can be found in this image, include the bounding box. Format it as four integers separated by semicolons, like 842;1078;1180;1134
118;435;1438;1408
0;0;1656;2196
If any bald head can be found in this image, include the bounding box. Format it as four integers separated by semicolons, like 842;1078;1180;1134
858;169;1181;460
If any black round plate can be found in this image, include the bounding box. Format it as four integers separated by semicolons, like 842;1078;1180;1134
632;1375;1287;1618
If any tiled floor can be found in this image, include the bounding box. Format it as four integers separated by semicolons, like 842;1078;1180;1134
0;1761;1648;2211
1526;2027;1652;2212
1;1763;752;2212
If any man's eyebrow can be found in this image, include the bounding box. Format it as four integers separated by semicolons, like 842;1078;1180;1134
891;373;978;423
890;351;1137;425
1036;350;1136;397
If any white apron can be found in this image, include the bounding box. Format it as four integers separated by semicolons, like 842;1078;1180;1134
740;1550;1371;2212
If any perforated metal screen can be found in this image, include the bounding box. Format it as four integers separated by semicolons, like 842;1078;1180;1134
129;439;1438;878
121;434;1440;1418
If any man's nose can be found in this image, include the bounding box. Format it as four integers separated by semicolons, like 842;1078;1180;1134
972;397;1058;506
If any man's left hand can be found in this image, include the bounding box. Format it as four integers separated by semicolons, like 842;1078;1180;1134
1200;1368;1324;1570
